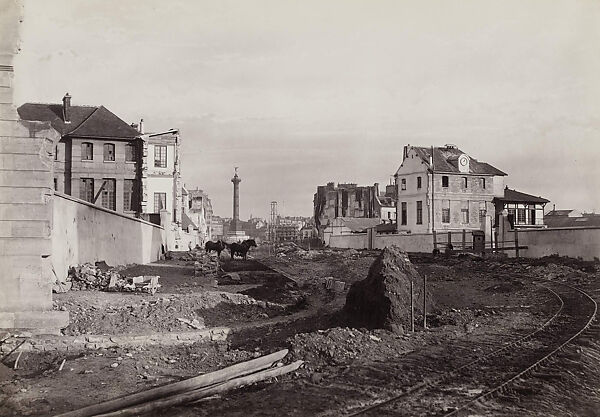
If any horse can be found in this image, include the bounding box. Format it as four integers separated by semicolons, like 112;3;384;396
228;239;257;260
205;240;227;257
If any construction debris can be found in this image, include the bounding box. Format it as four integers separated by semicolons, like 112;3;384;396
65;263;160;294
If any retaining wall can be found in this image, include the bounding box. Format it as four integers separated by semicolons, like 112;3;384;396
52;192;164;281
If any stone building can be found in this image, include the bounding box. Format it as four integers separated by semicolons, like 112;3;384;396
18;94;142;215
314;182;393;235
395;145;506;236
187;188;214;243
140;129;182;224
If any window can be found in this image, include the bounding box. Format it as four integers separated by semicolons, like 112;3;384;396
442;176;449;188
461;201;469;224
81;142;93;160
481;178;486;189
154;145;167;168
80;178;94;202
53;178;58;191
54;145;58;161
517;208;526;224
103;143;115;161
125;143;137;162
479;201;487;218
123;179;137;212
530;209;536;225
462;177;468;189
401;202;407;225
416;201;423;225
401;178;406;191
101;179;116;210
442;200;450;223
417;176;422;189
154;192;167;213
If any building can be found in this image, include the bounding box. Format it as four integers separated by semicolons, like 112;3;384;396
18;94;142;215
140;129;182;224
273;224;301;242
186;188;214;243
314;182;393;236
493;187;549;229
395;144;507;236
545;209;600;228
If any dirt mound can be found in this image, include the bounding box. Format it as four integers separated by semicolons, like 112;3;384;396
343;246;433;332
288;328;402;369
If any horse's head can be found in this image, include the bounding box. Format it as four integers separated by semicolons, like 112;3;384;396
246;239;257;247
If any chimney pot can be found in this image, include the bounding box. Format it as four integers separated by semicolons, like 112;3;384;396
139;118;144;134
62;93;71;123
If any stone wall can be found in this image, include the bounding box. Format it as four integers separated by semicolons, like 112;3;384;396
52;192;164;282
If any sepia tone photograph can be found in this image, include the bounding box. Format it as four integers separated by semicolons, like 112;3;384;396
1;0;599;415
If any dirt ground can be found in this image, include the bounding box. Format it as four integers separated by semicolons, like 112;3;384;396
1;246;598;416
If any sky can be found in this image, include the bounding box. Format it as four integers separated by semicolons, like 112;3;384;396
13;0;600;219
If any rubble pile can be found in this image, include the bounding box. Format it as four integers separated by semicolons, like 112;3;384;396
66;263;160;294
344;246;434;333
288;328;403;369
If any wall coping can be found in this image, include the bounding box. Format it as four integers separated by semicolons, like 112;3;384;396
53;192;164;230
515;226;600;233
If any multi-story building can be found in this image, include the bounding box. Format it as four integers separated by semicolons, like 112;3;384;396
187;188;213;243
140;129;182;224
18;94;142;215
314;182;394;235
395;145;506;235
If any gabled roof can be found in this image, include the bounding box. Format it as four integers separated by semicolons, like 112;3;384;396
181;212;198;230
407;146;507;176
496;188;549;204
545;209;579;217
18;102;139;139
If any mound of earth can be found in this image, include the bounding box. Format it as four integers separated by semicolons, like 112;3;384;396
343;246;433;333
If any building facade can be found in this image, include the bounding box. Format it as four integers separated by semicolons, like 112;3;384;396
395;145;506;236
140;129;182;224
187;188;214;243
18;94;142;215
314;182;393;235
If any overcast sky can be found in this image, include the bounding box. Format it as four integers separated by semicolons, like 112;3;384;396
14;0;600;219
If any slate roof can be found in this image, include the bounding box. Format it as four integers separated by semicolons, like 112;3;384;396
544;214;600;228
409;146;507;176
497;188;550;204
18;102;139;139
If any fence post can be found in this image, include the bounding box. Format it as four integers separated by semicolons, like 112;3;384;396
433;231;437;252
410;279;414;332
423;274;427;330
462;229;466;250
515;228;520;258
447;231;452;249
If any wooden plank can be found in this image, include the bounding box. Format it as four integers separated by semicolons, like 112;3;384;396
56;349;290;417
96;361;304;417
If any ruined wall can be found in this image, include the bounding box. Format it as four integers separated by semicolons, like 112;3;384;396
52;193;164;281
505;227;600;261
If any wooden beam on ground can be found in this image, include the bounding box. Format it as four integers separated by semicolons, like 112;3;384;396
57;349;289;417
96;360;304;417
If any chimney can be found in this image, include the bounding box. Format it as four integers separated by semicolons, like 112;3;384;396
139;118;144;134
403;144;409;160
62;93;71;123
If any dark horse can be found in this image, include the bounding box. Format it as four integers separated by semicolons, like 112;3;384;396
205;240;227;257
227;239;257;260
